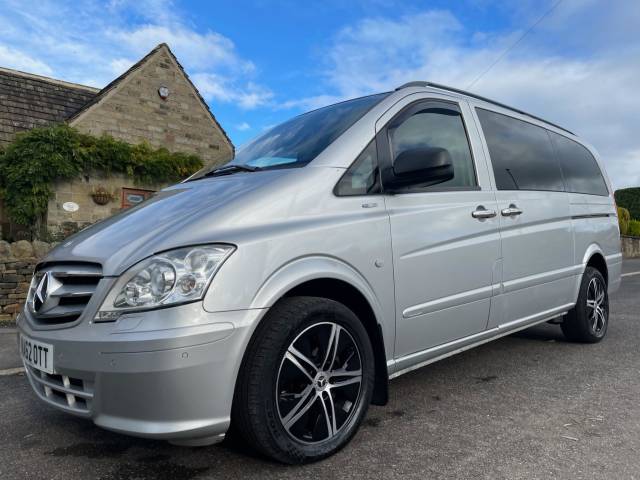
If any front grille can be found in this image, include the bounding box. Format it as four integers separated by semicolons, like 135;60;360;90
25;364;94;415
27;263;102;325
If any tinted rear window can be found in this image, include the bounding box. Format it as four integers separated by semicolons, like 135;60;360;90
549;131;609;196
477;108;564;192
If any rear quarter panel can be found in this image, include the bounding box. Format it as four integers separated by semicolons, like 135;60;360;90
569;191;622;294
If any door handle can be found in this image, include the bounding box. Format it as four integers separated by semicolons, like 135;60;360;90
471;206;497;219
501;204;523;217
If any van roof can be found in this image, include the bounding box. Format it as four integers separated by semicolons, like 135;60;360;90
395;81;574;136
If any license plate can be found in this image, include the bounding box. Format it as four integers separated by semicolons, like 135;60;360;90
20;335;54;374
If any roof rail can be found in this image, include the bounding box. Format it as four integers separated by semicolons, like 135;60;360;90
395;81;574;135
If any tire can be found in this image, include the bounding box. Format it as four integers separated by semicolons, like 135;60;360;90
232;296;375;464
561;266;609;343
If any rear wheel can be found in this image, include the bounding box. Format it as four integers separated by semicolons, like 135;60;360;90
561;266;609;343
233;296;375;464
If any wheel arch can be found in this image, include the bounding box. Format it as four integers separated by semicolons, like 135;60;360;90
246;256;391;406
282;278;389;405
581;245;608;285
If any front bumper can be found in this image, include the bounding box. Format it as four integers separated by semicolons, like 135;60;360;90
17;303;264;443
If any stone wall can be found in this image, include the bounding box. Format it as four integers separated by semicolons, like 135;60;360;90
70;44;233;168
46;173;164;235
622;236;640;259
0;240;53;323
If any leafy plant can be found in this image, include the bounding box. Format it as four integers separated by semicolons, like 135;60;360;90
615;188;640;220
0;124;203;230
617;207;630;235
628;219;640;238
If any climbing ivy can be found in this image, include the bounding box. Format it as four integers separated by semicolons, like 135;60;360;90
0;124;203;227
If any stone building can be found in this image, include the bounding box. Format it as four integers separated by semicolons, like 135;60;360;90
0;43;233;238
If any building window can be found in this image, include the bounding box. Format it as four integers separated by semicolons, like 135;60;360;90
121;188;155;209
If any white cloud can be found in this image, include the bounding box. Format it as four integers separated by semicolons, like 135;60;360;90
0;45;53;76
235;122;251;131
294;5;640;189
110;24;255;73
323;10;465;96
109;58;135;76
192;73;274;109
0;0;271;110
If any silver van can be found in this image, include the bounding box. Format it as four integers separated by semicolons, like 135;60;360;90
17;82;622;463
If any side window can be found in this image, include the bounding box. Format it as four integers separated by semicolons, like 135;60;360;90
476;108;564;192
335;140;380;196
388;107;477;189
549;131;609;196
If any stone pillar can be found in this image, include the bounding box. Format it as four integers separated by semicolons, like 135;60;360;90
0;240;53;324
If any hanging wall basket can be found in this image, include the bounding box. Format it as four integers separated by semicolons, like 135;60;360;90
91;186;113;205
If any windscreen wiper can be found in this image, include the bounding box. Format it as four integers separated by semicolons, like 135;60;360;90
189;164;261;181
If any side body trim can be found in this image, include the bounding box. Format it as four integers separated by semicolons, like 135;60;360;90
571;213;612;220
402;285;493;318
388;303;573;379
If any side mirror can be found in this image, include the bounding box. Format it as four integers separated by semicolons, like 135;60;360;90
387;146;454;190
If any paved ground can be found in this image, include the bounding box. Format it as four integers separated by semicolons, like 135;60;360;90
0;328;19;371
1;260;639;479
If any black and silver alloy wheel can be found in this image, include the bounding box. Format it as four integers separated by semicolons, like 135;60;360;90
562;266;609;343
277;322;362;444
233;296;374;464
585;276;608;336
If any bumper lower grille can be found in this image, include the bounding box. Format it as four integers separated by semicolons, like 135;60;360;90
25;364;94;415
27;263;102;325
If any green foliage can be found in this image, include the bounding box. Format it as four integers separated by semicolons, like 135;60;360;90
615;188;640;221
0;124;203;227
617;207;630;235
629;219;640;238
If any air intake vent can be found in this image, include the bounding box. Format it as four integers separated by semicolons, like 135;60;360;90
27;263;102;325
24;364;93;415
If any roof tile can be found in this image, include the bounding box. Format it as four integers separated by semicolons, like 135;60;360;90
0;68;97;146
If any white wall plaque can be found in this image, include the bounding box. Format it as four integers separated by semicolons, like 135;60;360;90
62;202;79;212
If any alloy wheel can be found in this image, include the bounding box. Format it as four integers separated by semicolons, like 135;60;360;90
586;276;608;335
276;322;362;444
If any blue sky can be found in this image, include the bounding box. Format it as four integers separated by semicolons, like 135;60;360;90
0;0;639;188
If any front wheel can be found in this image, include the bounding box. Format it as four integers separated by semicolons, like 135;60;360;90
561;266;609;343
232;296;375;464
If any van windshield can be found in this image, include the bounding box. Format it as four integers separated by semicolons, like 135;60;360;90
192;92;389;178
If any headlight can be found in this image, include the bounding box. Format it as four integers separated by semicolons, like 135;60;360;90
95;244;235;321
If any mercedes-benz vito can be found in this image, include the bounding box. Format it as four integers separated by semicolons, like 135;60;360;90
17;81;622;463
